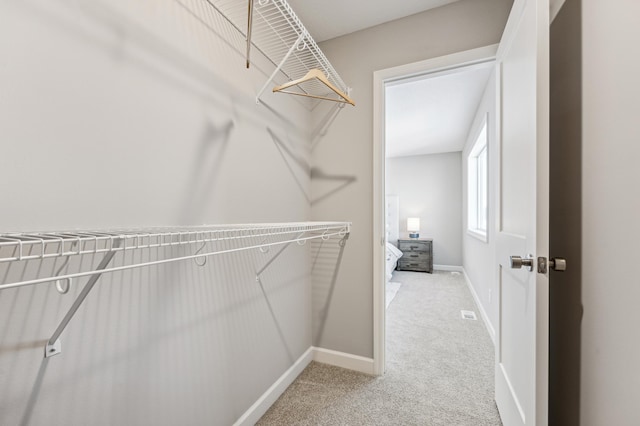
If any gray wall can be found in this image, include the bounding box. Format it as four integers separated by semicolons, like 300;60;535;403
461;69;498;338
311;0;513;357
386;152;462;266
0;0;318;424
581;0;640;424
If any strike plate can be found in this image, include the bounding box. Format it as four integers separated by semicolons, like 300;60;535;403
538;257;547;274
45;339;62;358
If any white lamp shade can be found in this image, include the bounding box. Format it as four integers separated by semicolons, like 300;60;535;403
407;217;420;232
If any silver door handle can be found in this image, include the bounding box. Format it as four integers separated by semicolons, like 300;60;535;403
549;257;567;271
510;255;534;271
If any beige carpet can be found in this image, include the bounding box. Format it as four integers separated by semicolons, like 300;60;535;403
258;270;502;425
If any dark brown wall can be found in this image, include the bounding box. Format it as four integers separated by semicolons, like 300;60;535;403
549;0;582;424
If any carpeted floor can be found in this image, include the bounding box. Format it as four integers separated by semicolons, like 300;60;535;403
257;270;502;425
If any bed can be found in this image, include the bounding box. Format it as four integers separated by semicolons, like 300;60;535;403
386;242;403;282
385;195;402;282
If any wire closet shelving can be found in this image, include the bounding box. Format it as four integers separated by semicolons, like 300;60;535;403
0;221;351;358
209;0;355;105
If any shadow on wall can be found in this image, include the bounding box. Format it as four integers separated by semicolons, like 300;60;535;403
18;357;50;426
23;0;230;100
14;0;293;123
310;235;349;345
311;102;346;152
268;127;357;206
260;100;311;131
310;168;357;206
7;0;321;229
179;119;234;224
0;233;321;425
267;127;311;203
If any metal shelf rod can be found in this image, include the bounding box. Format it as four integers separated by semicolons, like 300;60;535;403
0;223;349;262
0;225;350;291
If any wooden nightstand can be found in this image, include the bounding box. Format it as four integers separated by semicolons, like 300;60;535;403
397;238;433;273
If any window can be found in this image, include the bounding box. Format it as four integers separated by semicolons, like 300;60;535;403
468;118;488;242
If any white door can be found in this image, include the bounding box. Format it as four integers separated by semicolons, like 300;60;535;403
494;0;549;425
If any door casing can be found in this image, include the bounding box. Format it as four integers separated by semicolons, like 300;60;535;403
372;44;499;376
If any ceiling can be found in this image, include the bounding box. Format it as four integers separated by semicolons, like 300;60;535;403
385;65;493;158
287;0;464;42
284;0;492;159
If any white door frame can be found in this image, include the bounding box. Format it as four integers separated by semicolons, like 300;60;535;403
371;44;499;375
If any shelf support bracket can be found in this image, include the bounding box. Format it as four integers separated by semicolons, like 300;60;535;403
255;232;305;281
45;238;122;358
256;33;305;104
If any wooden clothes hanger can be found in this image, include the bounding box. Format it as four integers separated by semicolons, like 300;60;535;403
272;69;355;106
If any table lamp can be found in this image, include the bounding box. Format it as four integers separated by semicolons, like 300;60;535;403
407;217;420;238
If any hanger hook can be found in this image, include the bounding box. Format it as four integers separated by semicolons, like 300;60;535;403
194;242;207;266
55;278;72;295
53;241;76;294
259;238;270;253
321;229;330;241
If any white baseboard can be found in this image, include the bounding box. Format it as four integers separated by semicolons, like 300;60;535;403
433;264;464;272
234;346;374;425
233;347;314;426
312;347;375;375
461;268;496;344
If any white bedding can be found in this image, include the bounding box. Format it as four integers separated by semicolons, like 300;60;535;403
385;242;403;282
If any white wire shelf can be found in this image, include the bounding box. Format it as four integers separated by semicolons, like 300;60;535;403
1;222;350;358
208;0;354;105
0;222;351;290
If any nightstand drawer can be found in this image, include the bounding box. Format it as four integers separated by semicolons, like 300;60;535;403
398;240;431;253
402;252;430;263
397;259;429;272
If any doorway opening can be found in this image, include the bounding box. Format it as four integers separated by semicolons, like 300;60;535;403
372;45;498;375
